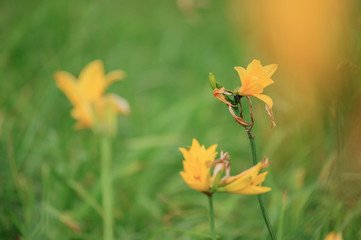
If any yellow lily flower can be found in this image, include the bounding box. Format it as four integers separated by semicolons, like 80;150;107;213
324;232;343;240
54;60;130;130
179;139;271;195
179;139;218;193
221;158;271;195
236;59;277;109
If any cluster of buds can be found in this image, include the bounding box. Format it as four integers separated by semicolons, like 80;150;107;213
209;60;277;135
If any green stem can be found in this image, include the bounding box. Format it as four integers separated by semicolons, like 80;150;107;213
101;136;114;240
248;135;276;240
208;195;216;240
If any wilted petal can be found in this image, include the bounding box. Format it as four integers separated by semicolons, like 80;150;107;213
265;104;276;127
106;94;130;115
213;88;237;107
228;105;249;127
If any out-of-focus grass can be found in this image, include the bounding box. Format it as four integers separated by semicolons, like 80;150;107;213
1;0;361;239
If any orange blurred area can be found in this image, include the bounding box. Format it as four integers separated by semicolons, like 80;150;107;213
228;0;358;122
228;0;361;203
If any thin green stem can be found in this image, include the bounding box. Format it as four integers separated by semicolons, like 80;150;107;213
248;135;276;240
101;136;114;240
208;195;216;240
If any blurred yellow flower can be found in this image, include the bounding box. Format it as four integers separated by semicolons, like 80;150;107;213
236;59;277;109
54;60;130;130
324;232;343;240
179;139;271;195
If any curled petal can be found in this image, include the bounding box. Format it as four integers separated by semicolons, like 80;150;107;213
228;105;249;127
213;88;237;107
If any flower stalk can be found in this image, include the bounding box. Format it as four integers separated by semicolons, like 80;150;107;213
248;134;276;240
101;135;113;240
208;195;216;240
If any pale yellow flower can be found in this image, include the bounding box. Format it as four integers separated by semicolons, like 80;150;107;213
179;139;271;195
236;59;277;109
324;232;343;240
54;60;130;130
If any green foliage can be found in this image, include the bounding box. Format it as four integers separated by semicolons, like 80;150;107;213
1;0;361;239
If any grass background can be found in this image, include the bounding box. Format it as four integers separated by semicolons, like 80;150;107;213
1;0;361;239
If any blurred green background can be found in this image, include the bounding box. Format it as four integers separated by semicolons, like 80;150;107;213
1;0;361;239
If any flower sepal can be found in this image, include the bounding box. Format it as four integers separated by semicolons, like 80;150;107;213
209;72;223;90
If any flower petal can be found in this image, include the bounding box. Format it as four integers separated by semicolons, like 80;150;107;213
263;64;278;78
106;93;130;115
54;71;81;106
79;60;106;101
70;104;94;129
252;93;273;109
234;66;246;86
213;88;237;107
106;70;126;88
232;185;271;195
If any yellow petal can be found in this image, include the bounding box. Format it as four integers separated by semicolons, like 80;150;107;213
234;66;246;86
252;171;268;185
263;64;278;78
246;59;263;74
232;185;271;195
223;163;262;185
191;138;201;152
79;60;106;101
259;76;274;89
252;93;273;109
70;105;94;129
54;71;81;106
106;70;126;87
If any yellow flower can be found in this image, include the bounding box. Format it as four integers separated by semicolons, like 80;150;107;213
221;158;271;195
179;139;218;193
54;60;130;130
236;59;277;109
324;232;343;240
179;139;271;195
